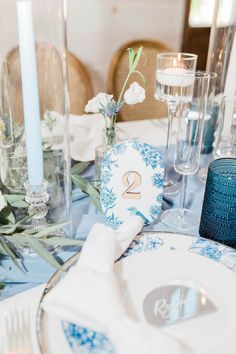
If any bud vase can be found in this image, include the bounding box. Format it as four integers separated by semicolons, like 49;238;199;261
95;123;117;183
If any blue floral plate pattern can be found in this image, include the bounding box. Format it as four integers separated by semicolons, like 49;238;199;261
38;232;236;354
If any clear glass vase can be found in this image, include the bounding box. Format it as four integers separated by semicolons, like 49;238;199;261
95;124;117;184
206;1;236;148
0;0;71;234
197;2;236;182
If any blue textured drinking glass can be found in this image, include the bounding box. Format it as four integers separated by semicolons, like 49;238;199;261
199;158;236;247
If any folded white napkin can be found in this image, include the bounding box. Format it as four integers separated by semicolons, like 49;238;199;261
41;111;169;162
41;112;106;161
43;219;191;354
69;113;106;161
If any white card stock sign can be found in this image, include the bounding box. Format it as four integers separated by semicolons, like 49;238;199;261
100;140;164;227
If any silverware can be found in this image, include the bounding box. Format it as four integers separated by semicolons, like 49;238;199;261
1;305;33;354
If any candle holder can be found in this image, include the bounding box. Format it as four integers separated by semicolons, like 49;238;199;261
155;53;197;197
24;181;49;229
0;0;72;237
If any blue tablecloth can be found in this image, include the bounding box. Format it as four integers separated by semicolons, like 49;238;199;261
0;156;206;301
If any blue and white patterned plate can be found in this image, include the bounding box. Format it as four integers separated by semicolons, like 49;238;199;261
100;140;164;227
37;232;236;354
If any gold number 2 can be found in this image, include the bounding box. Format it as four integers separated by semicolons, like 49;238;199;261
122;171;142;200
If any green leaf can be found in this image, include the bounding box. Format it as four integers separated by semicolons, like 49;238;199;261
0;241;10;256
71;162;91;175
0;224;17;234
25;236;63;270
86;183;103;213
11;201;28;208
127;48;135;70
72;175;102;212
130;46;143;72
133;70;147;85
4;235;28;247
133;70;147;86
0;237;23;272
4;194;25;204
4;194;28;208
15;215;32;227
0;207;16;225
72;174;88;191
23;222;69;238
0;238;17;258
42;236;84;247
6;211;16;224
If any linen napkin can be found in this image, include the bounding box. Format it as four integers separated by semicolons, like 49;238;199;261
69;113;105;161
41;111;170;162
43;220;191;354
41;112;106;161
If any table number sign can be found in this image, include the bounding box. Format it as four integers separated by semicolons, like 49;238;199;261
100;140;164;228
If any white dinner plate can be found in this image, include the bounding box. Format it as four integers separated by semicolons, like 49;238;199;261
37;232;236;354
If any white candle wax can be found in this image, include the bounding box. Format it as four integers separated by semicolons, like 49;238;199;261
223;32;236;135
156;68;195;87
17;0;44;187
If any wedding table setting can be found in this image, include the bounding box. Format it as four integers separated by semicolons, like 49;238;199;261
0;1;236;354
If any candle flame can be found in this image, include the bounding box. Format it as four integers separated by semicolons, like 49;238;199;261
173;53;181;67
201;295;206;306
219;49;223;61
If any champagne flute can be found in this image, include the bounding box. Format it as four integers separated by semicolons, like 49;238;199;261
214;95;236;158
198;72;217;183
155;53;197;196
161;71;210;231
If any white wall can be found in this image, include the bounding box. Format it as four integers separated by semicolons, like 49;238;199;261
67;0;186;92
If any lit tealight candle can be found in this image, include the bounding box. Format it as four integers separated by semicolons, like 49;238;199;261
156;67;195;87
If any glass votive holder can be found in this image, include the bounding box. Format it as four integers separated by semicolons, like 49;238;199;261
199;158;236;247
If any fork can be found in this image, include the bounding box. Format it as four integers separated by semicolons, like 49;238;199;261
1;306;33;354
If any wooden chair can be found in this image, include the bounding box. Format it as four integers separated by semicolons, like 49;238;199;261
4;43;93;122
68;51;93;115
107;39;171;121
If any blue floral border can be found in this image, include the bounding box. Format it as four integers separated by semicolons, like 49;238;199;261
100;140;164;227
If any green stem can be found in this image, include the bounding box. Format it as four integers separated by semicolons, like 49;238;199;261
117;70;132;105
112;114;116;125
102;115;108;128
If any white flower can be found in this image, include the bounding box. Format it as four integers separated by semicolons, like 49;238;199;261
85;93;113;113
123;82;145;105
0;191;6;212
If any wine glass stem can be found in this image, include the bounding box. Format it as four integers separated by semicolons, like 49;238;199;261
179;174;187;217
166;103;177;165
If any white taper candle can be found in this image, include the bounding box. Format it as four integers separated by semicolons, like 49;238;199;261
17;0;44;187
